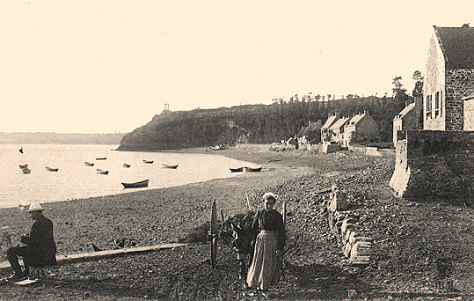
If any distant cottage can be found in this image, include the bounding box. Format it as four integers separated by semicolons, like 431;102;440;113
328;116;350;144
321;112;339;143
392;102;416;146
343;111;379;147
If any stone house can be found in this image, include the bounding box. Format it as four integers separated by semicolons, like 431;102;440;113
390;25;474;203
343;111;379;147
328;116;350;144
392;103;416;146
321;112;338;143
423;25;474;130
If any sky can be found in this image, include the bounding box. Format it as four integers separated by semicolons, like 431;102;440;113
1;0;473;133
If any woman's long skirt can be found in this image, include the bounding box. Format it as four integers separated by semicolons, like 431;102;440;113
246;230;281;290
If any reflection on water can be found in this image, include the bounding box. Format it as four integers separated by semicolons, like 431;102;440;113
0;144;250;208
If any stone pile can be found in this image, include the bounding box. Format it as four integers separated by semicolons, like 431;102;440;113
325;184;374;265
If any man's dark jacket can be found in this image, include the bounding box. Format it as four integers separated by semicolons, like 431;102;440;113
21;215;57;267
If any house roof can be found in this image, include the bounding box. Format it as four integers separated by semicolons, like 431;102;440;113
329;116;349;131
394;103;415;119
435;26;474;69
348;112;366;126
322;114;338;129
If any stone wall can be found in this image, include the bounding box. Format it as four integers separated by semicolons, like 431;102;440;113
445;69;474;130
325;185;373;265
390;130;474;203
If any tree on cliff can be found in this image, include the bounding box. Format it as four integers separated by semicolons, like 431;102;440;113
392;76;409;103
412;70;424;98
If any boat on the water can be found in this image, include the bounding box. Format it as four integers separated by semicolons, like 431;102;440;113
96;157;107;160
143;160;154;164
45;166;59;172
19;164;28;169
96;169;109;175
123;163;131;168
21;167;31;174
244;166;262;172
84;162;95;167
160;163;178;169
121;179;149;189
229;167;244;173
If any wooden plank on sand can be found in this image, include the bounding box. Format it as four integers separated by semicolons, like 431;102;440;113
0;243;187;271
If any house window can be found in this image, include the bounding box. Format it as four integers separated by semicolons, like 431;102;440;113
426;95;432;118
440;91;443;117
435;92;440;117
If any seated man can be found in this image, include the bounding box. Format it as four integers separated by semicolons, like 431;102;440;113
7;202;57;281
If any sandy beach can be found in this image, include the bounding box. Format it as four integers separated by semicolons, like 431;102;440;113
0;145;473;300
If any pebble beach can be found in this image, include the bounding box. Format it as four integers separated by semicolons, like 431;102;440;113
0;145;473;300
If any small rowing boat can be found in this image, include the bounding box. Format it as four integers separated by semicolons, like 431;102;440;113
229;167;244;173
21;168;31;174
123;163;131;168
244;166;262;172
160;163;178;169
84;162;95;167
45;166;59;172
143;160;154;164
96;157;107;160
96;169;109;175
121;179;149;189
19;164;28;169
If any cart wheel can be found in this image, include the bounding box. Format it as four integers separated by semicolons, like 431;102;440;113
209;200;218;267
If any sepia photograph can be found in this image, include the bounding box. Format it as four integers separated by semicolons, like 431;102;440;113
0;1;473;300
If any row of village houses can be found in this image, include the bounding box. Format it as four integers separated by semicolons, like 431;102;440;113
319;111;380;147
322;25;474;150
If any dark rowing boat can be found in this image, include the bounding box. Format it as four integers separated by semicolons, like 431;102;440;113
45;166;59;172
96;169;109;175
143;160;154;164
229;167;244;172
19;164;28;169
121;179;149;189
123;163;131;168
244;166;262;172
96;157;107;160
84;162;95;167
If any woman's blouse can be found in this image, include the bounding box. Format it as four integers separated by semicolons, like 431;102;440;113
252;208;286;250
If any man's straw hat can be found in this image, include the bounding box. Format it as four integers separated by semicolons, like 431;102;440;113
28;202;44;212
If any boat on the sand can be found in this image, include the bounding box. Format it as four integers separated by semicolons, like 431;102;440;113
96;157;107;160
143;160;154;164
244;166;262;172
123;163;131;168
45;166;59;172
229;167;244;173
21;167;31;174
121;179;149;189
84;162;95;167
19;164;28;169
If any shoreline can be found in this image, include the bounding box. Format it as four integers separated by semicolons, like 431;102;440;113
0;146;314;254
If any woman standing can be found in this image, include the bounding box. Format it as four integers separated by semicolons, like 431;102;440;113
246;192;286;294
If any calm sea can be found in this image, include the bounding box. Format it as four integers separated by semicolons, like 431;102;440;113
0;144;252;208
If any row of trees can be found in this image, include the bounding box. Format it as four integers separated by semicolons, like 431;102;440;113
119;74;423;150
